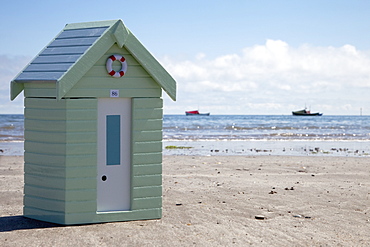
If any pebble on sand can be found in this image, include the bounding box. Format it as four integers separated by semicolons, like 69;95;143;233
255;215;266;220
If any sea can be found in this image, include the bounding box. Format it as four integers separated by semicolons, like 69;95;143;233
1;114;370;156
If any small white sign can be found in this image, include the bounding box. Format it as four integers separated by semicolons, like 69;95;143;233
110;90;119;98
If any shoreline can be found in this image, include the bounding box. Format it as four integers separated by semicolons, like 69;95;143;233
1;140;370;157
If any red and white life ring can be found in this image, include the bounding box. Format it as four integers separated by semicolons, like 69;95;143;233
106;54;127;78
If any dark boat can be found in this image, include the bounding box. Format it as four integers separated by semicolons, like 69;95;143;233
292;108;323;116
185;110;210;116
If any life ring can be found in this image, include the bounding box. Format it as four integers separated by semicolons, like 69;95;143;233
106;54;127;78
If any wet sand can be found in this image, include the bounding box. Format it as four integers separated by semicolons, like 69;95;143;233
163;140;370;157
0;155;369;246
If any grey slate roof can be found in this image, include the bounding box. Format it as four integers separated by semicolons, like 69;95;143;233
14;26;108;82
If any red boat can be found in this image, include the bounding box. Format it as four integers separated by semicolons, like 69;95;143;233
185;110;210;116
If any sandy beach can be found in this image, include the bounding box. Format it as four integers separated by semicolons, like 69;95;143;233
0;155;369;246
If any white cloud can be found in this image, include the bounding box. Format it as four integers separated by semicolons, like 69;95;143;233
162;40;370;115
2;41;370;115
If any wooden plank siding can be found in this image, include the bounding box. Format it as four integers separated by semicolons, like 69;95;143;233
131;97;163;215
23;83;57;98
23;98;98;222
23;97;163;224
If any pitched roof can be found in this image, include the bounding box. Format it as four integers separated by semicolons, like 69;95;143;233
11;20;176;101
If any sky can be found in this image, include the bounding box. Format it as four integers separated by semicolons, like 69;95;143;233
1;0;370;115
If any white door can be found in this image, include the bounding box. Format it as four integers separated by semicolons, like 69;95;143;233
97;98;131;212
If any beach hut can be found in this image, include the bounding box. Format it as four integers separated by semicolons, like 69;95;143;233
10;20;176;225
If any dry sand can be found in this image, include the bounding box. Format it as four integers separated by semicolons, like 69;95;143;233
0;155;369;246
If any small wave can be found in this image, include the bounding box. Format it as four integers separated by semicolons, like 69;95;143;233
0;134;24;141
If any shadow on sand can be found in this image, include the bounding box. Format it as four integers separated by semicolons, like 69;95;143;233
0;215;60;232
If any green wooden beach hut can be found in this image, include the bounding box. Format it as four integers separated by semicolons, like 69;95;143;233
10;19;176;225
